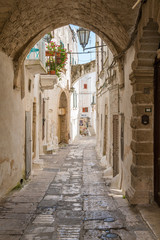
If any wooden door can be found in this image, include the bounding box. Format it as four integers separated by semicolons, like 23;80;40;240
32;102;36;158
42;99;45;140
113;115;119;177
121;114;125;161
154;57;160;206
25;111;32;179
103;115;107;155
103;104;108;155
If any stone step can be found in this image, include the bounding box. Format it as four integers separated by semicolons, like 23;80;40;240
137;50;157;59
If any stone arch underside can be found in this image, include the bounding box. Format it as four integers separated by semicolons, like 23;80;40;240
71;60;96;86
0;0;140;65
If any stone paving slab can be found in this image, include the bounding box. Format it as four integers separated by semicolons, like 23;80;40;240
0;137;158;240
0;236;22;240
137;205;160;239
0;218;27;234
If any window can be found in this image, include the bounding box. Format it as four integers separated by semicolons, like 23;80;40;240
84;84;87;89
82;107;88;112
70;54;72;64
28;79;32;92
92;94;96;104
39;93;42;113
73;91;77;108
60;40;64;49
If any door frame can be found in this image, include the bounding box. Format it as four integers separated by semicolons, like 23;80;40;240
25;111;32;179
154;57;160;206
113;114;119;177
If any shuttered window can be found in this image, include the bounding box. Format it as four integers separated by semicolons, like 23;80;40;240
82;107;88;112
73;91;77;108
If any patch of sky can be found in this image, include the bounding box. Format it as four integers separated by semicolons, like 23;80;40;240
70;24;96;64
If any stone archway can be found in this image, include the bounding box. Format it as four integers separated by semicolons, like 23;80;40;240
58;91;69;144
0;0;140;88
128;2;160;204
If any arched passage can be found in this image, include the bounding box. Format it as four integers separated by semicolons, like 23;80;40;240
0;0;139;87
58;91;69;144
0;0;159;206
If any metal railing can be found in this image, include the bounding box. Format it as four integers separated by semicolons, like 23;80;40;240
26;39;46;69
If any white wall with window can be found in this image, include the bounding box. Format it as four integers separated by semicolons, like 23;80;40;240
79;72;96;119
78;71;96;134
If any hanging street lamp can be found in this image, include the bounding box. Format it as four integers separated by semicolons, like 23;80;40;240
77;27;90;50
43;33;52;43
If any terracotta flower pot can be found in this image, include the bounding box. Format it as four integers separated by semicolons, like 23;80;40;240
56;52;61;57
46;50;55;56
50;70;56;75
56;57;61;64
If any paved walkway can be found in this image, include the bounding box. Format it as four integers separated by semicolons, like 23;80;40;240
0;137;158;240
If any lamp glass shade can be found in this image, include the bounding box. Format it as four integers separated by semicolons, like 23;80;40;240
77;28;90;49
43;34;52;43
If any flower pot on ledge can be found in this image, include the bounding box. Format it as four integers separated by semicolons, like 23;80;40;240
46;50;55;56
50;70;56;75
56;57;61;64
56;52;61;57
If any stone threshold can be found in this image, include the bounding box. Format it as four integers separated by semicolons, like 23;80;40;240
138;203;160;240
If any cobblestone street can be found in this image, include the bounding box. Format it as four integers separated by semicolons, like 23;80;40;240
0;137;157;240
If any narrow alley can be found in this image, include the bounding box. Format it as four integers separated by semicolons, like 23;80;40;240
0;137;157;240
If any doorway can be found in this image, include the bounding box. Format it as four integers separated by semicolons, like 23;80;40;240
113;114;119;177
25;111;32;179
58;92;68;143
154;57;160;206
103;104;108;156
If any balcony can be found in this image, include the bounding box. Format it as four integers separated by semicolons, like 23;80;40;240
25;40;46;75
40;74;58;91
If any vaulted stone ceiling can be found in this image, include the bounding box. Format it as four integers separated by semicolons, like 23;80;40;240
0;0;140;63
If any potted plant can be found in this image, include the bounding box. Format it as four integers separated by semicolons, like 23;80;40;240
46;41;57;56
46;41;68;78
